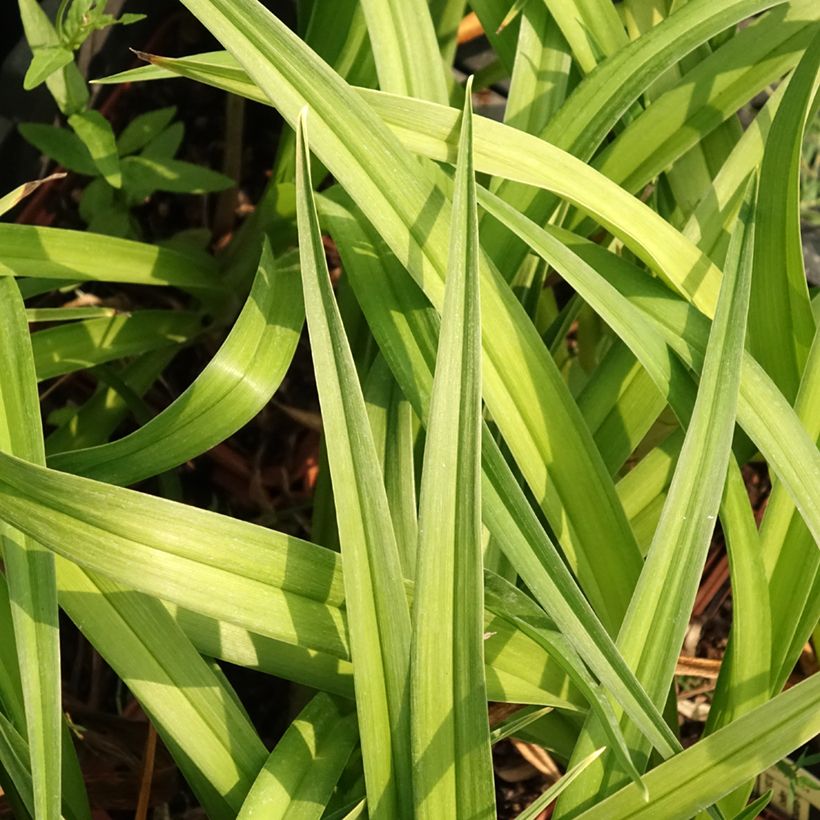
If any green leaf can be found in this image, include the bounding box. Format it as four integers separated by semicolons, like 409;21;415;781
141;122;186;160
410;82;495;819
590;4;817;211
558;183;757;814
18;0;88;114
490;706;553;745
516;748;606;820
23;45;73;90
0;444;578;711
503;0;571;135
0;712;36;817
0;581;90;820
483;572;644;794
176;0;645;648
68;111;122;188
0;224;220;289
18;123;97;176
26;307;118;322
359;0;448;102
295;109;413;819
0;278;63;819
55;562;267;818
762;326;820;693
747;24;820;401
731;791;773;820
362;355;419;579
117;106;178;155
0;174;66;218
122;155;234;196
577;673;820;819
237;693;358;819
318;192;680;760
44;349;173;455
48;244;303;485
30;310;201;381
77;176;115;224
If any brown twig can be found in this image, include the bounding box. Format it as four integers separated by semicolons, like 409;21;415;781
135;723;158;820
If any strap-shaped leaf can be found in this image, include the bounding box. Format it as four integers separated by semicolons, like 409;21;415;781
558;184;757;814
0;174;65;217
238;693;358;819
0;223;220;289
763;327;820;692
31;309;201;381
747;24;820;400
0;573;90;820
0;277;62;819
591;5;817;207
483;572;643;793
410;83;495;819
317;192;679;759
359;0;448;102
0;283;268;820
363;355;419;579
295;110;413;819
477;189;820;551
176;0;644;653
577;672;820;819
49;243;304;485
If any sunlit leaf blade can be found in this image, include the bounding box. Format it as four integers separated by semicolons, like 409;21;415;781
25;306;118;322
31;310;201;381
558;185;757;814
97;52;723;313
49;243;304;485
503;1;571;137
55;562;267;818
731;791;773;820
483;0;804;271
516;748;606;820
237;693;358;819
317;192;679;759
0;574;90;820
483;573;644;794
0;287;267;818
0;444;581;711
23;44;74;90
706;460;771;735
0;277;62;819
590;4;817;207
476;181;820;551
362;355;419;579
0;224;220;289
410;83;495;819
68;110;122;188
177;0;644;656
295;110;413;819
577;672;820;819
359;0;448;102
490;706;553;745
747;24;820;400
0;174;65;218
762;329;820;691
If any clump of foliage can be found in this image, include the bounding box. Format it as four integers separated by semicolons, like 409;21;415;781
0;1;819;819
